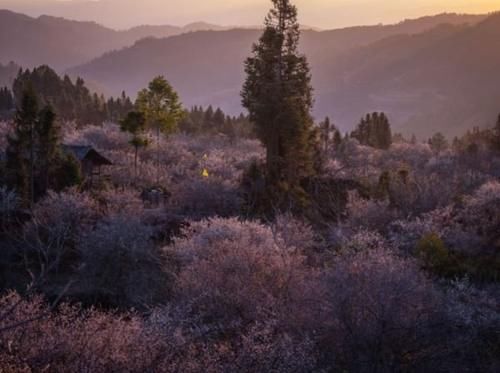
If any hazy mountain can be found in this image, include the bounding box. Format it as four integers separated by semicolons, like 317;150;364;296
121;22;228;42
1;9;496;135
0;10;230;70
71;13;497;136
314;13;500;136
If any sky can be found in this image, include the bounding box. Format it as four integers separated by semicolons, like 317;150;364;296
1;0;499;29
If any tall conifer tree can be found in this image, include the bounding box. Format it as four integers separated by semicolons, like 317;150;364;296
136;76;183;184
242;0;317;209
352;112;392;150
36;105;59;196
6;87;38;206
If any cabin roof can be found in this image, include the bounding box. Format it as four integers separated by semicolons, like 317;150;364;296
62;145;113;166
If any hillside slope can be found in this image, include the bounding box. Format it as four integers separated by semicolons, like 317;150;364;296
0;10;230;70
71;13;498;136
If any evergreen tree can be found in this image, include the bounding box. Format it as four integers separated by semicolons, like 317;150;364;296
319;116;341;154
376;113;392;150
12;65;133;126
428;132;449;154
136;76;184;184
0;87;14;112
333;129;343;150
36;105;59;196
179;106;252;138
222;116;237;140
309;126;324;175
203;105;214;133
319;117;332;154
120;111;149;180
6;88;78;205
351;114;369;145
241;0;317;210
213;108;226;133
6;87;38;207
352;112;392;150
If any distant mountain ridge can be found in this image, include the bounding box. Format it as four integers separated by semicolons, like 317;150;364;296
314;13;500;136
0;9;489;70
1;9;498;136
0;9;233;70
70;12;499;136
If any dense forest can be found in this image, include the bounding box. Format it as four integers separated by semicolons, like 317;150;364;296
0;1;499;372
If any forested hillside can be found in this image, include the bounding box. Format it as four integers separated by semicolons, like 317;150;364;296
72;12;499;136
0;2;499;371
0;10;229;69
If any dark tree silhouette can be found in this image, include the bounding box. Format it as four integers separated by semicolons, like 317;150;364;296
352;112;392;150
242;0;318;210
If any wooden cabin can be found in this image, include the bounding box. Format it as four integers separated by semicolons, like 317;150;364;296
62;145;112;184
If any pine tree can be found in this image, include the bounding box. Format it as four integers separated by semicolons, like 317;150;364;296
309;126;324;174
191;106;204;133
11;65;133;126
241;0;317;210
136;76;184;184
376;112;392;150
6;87;78;205
222;116;236;140
333;129;342;150
6;87;39;207
320;117;333;154
352;112;392;150
0;87;14;112
428;132;449;154
352;115;369;145
213;108;226;133
203;105;214;133
36;105;59;196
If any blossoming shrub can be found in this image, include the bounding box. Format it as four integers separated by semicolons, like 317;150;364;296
318;248;448;372
458;181;500;247
168;217;312;335
0;292;167;372
22;189;100;278
390;181;500;280
345;191;397;232
0;292;317;372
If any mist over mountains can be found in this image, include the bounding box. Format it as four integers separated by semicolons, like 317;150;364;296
1;9;499;136
0;10;230;70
